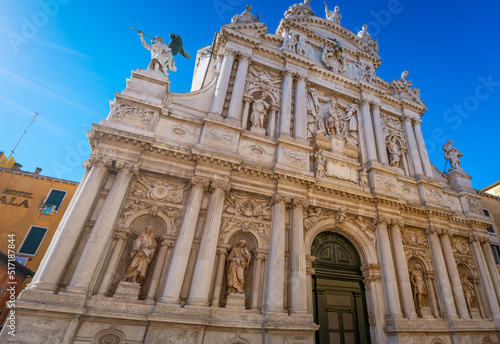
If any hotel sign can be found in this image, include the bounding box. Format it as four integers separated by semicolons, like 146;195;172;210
0;189;32;208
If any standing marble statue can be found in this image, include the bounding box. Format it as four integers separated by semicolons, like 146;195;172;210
387;136;402;167
460;271;475;308
231;5;259;23
324;2;341;24
307;89;321;138
135;29;191;76
410;264;426;308
123;225;157;283
226;240;251;294
442;140;463;168
326;99;342;136
250;99;269;129
342;103;358;146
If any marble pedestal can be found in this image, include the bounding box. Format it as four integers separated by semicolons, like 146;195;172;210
226;293;246;309
114;281;141;300
250;126;266;136
417;306;434;319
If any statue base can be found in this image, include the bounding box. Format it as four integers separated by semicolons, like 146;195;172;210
226;293;246;309
250;126;266;136
114;281;141;300
416;306;433;319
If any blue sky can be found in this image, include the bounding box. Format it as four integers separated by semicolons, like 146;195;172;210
1;0;499;190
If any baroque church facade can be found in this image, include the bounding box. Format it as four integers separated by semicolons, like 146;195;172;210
4;2;500;344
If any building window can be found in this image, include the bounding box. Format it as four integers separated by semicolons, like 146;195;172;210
40;189;67;212
491;245;500;265
18;226;48;256
483;209;495;233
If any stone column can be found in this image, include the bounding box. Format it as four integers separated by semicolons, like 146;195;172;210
376;217;402;317
439;230;470;318
471;276;487;318
402;114;424;176
412;119;433;177
251;249;266;310
211;245;229;307
389;220;417;318
156;240;175;300
428;228;458;319
371;102;388;165
30;157;108;291
289;199;308;314
146;236;171;303
480;239;500;303
159;177;208;304
209;50;235;117
356;108;368;165
426;272;440;318
472;237;500;318
265;195;289;313
241;96;252;129
66;161;137;294
267;106;278;137
187;180;229;306
279;69;293;137
96;229;128;297
294;75;307;140
306;256;316;313
227;54;250;122
360;99;377;163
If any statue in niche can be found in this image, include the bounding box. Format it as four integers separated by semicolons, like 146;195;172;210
226;240;251;294
410;264;427;309
460;271;475;308
442;140;463;168
296;35;309;57
122;225;157;283
360;64;376;84
359;168;368;188
307;88;321;138
342;103;359;146
387;136;402;167
324;2;341;24
326;99;342;136
250;98;268;129
231;5;259;23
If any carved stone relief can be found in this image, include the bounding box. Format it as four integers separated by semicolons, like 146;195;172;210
131;175;188;204
111;103;156;129
4;316;70;344
467;197;483;214
451;237;471;256
355;215;376;247
149;328;199;344
95;332;124;344
315;153;360;184
203;126;238;150
303;206;349;231
281;147;309;169
374;172;397;192
425;186;443;203
401;229;429;248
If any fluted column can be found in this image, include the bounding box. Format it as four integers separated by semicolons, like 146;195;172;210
30;157;108;291
294;75;307;140
290;199;308;314
428;228;458;319
251;250;266;310
211;245;229;307
146;236;171;302
227;54;250;122
389;220;417;318
402;114;424;176
472;237;500;318
66;161;137;294
481;239;500;304
160;176;208;304
267;106;278;137
376;217;402;317
279;70;293;137
96;229;128;296
360;99;377;162
265;195;289;312
187;180;229;306
356;107;368;165
439;230;470;318
371;102;388;165
426;272;440;318
412;119;433;177
241;96;252;129
209;50;235;117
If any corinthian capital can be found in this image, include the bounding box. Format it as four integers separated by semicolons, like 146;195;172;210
376;216;391;225
292;198;309;209
412;118;422;126
212;180;231;193
191;176;212;191
271;194;291;205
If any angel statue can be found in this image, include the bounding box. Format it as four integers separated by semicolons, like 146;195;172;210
133;27;191;77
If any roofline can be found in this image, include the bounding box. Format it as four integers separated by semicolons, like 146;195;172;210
482;180;500;192
0;167;79;185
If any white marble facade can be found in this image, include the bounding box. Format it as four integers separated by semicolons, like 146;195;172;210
4;2;499;344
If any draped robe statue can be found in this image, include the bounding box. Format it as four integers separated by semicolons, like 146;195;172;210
226;240;251;294
123;225;157;283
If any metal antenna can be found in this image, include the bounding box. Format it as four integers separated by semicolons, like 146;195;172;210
8;112;39;159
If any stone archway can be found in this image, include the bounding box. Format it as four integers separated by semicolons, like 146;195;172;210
311;231;371;344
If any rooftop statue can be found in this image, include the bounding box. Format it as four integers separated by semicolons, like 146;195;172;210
232;5;259;23
357;25;379;55
132;27;191;77
284;0;314;18
443;140;463;169
399;71;413;87
324;2;341;24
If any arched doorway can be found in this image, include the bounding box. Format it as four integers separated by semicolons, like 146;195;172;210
312;232;371;344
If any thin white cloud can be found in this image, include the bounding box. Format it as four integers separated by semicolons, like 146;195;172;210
34;38;91;60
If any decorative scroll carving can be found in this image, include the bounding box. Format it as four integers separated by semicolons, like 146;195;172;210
219;217;270;244
118;200;182;233
130;175;188;204
112;103;156;127
404;247;432;267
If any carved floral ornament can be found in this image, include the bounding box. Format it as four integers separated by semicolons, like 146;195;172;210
130;175;188;204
